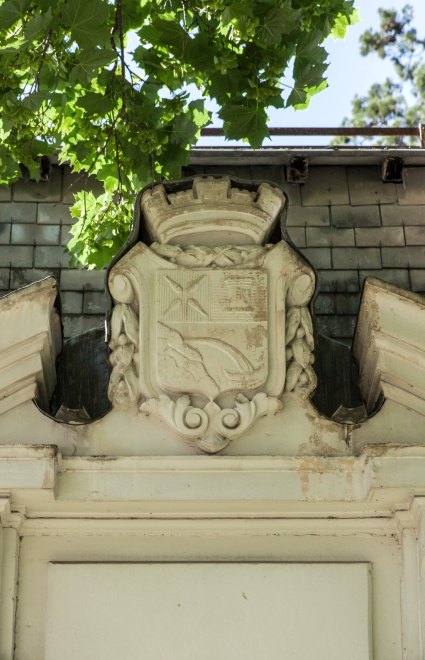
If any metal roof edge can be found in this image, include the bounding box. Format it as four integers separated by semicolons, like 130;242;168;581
188;147;425;167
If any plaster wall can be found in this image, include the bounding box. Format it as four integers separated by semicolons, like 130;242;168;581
1;447;425;659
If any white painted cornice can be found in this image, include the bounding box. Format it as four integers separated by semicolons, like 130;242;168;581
0;278;62;415
1;444;425;518
353;277;425;416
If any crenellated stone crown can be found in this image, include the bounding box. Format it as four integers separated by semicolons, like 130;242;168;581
140;176;286;246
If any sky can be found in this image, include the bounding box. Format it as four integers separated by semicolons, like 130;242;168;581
197;0;425;147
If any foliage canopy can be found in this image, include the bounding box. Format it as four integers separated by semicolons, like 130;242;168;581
0;0;357;267
338;4;425;145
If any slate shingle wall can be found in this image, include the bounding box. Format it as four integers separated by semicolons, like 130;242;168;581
0;166;106;338
0;161;424;343
186;162;425;343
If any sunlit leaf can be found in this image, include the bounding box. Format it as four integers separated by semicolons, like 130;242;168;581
221;103;269;148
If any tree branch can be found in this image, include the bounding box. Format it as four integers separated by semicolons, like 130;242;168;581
113;0;127;118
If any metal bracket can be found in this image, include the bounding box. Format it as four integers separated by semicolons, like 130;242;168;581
381;156;404;183
286;157;309;184
420;123;425;148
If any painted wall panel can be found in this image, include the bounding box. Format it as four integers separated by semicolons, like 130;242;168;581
45;562;371;660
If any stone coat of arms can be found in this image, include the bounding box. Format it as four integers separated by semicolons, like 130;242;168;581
108;177;316;453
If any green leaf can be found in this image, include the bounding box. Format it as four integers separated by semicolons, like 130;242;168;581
76;91;115;115
294;34;327;70
221;2;251;28
20;91;50;111
331;13;349;39
151;17;188;55
332;7;360;41
286;87;307;108
292;80;328;110
62;0;110;48
23;7;53;40
292;34;328;90
70;48;116;83
186;33;216;72
221;104;269;148
159;142;191;178
0;0;29;30
103;175;117;192
188;100;211;129
294;59;328;90
266;94;285;109
258;3;301;45
350;8;360;26
78;48;115;68
169;113;198;146
121;0;150;31
38;63;61;91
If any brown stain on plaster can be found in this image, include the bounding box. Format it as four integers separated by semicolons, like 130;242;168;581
299;468;310;497
344;458;354;495
42;468;55;490
86;455;118;462
300;404;349;456
297;457;326;497
364;443;394;458
244;326;266;350
309;432;340;456
297;454;357;499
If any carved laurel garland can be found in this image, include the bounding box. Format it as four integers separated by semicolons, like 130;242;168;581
150;242;270;268
108;302;140;407
284;305;316;398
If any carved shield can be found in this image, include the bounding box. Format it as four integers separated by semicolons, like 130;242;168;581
156;268;268;400
109;241;309;406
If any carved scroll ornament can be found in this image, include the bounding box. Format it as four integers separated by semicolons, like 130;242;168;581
141;392;282;454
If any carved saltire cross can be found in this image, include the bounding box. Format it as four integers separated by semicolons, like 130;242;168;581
108;177;316;453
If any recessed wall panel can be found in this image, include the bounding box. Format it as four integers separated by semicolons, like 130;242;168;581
45;562;371;660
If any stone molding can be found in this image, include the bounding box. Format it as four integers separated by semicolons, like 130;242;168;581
0;278;62;415
353;277;425;415
0;444;425;510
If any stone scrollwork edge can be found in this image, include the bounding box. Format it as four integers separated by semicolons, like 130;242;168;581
140;393;283;454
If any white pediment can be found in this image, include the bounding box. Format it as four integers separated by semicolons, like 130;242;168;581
0;278;61;415
353;277;425;417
